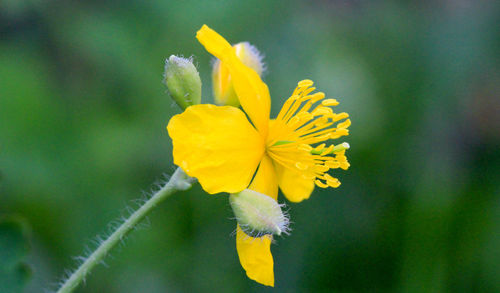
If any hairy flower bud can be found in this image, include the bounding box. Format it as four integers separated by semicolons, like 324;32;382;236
229;189;289;237
164;55;202;109
212;42;264;107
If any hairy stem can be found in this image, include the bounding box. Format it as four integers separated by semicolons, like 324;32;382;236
57;167;194;293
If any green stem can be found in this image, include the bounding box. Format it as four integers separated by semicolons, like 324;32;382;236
57;167;195;293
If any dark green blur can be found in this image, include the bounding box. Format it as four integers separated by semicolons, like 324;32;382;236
1;1;499;292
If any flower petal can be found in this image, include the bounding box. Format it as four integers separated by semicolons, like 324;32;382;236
249;155;278;199
236;226;274;287
167;104;264;194
196;25;271;138
235;155;277;287
275;163;315;202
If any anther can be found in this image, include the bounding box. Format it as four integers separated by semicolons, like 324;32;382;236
325;161;341;168
298;79;314;88
309;92;325;102
327;178;341;188
340;162;350;170
337;119;351;129
315;180;329;188
332;112;349;121
314;165;329;173
321;99;339;106
312;107;331;117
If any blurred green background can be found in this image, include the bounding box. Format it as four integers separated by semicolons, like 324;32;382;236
1;0;499;292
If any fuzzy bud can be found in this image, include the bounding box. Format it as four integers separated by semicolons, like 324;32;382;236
164;55;202;110
229;189;289;237
212;42;264;107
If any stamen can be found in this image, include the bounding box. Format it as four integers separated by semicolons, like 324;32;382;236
313;165;329;173
313;144;325;152
298;144;312;152
330;129;349;139
311;107;332;117
309;92;325;103
298;79;314;87
332;112;349;121
282;96;308;123
315;180;329;188
295;122;334;138
267;79;350;191
325;174;341;188
275;95;298;122
321;99;339;106
336;119;351;129
325;161;341;168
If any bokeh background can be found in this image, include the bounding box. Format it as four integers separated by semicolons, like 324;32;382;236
1;0;499;292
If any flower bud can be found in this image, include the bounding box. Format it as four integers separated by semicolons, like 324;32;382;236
164;55;202;109
229;189;289;237
212;42;264;107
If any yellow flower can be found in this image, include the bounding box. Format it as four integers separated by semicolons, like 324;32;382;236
166;25;351;287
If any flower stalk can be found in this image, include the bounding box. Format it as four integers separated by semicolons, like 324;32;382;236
57;168;195;293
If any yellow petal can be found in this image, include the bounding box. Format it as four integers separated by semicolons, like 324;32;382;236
275;163;315;202
249;155;278;199
167;104;264;194
196;25;271;138
234;155;277;286
212;42;265;107
212;59;239;106
236;226;274;287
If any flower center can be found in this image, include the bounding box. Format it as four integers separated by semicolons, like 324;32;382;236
266;80;351;188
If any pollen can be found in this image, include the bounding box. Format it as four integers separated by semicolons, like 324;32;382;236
267;80;350;189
